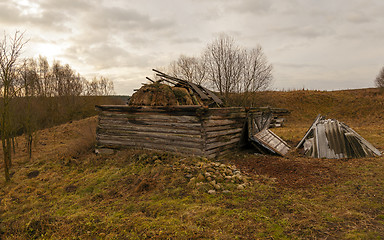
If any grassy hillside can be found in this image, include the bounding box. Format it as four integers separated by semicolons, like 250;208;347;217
230;88;384;126
1;89;384;239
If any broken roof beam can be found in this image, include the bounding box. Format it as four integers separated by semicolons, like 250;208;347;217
188;82;209;100
201;86;223;105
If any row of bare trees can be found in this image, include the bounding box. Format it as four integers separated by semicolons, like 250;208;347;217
167;34;273;104
0;31;115;181
17;57;114;98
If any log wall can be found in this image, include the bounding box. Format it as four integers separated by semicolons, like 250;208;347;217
95;105;247;158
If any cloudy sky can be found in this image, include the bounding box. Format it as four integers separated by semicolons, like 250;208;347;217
1;0;384;95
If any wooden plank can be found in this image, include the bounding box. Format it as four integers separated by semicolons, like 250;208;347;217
98;124;202;135
205;124;243;132
97;129;203;143
98;134;203;149
100;110;200;117
200;86;223;105
207;128;243;138
188;82;209;100
204;119;242;127
206;132;242;144
206;147;236;158
100;113;200;123
96;105;204;112
253;129;290;156
99;117;202;128
205;137;241;151
98;140;203;156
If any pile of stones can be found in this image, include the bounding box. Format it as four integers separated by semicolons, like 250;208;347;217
178;159;251;194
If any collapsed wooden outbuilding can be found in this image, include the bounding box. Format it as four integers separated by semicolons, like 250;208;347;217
95;69;291;158
96;106;249;158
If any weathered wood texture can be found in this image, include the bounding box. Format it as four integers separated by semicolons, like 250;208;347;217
96;105;247;158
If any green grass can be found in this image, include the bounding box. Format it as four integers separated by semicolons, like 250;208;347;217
1;88;384;239
1;147;384;239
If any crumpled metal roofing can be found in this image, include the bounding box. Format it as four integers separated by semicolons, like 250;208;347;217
297;115;382;159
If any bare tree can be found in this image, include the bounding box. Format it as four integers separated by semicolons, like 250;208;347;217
375;66;384;88
204;34;244;98
19;58;39;159
0;31;27;181
169;55;207;85
167;34;273;102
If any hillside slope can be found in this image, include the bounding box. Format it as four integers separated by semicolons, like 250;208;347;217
1;89;384;239
232;88;384;126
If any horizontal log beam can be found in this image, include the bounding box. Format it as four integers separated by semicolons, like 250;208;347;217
97;129;203;143
99;124;202;135
98;138;203;155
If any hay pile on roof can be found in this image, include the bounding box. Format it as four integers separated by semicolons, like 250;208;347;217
129;82;200;106
129;69;223;107
296;115;382;159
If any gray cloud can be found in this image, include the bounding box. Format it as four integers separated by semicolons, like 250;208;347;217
1;0;384;94
229;0;272;14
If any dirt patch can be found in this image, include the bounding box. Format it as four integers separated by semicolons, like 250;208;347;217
233;154;343;188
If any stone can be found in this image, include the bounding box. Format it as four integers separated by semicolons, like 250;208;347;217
210;180;217;186
216;175;224;183
204;172;211;177
208;189;216;194
95;148;114;155
237;184;245;190
222;190;231;194
196;173;205;182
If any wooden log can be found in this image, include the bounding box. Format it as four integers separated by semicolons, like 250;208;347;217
98;134;203;149
205;142;240;157
206;132;242;144
206;128;243;138
96;105;204;113
97;129;203;143
204;119;243;127
99;117;202;128
99;123;202;135
99;112;201;123
204;124;244;132
98;140;203;156
205;137;241;151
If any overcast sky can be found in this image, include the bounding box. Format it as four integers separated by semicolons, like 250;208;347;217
1;0;384;95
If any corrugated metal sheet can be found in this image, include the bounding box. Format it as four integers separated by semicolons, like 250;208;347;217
297;115;382;159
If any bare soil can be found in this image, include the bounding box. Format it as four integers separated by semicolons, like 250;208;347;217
233;153;344;188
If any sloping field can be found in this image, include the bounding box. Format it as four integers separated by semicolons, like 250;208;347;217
1;89;384;239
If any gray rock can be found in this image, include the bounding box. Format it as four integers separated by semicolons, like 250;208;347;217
208;189;216;194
